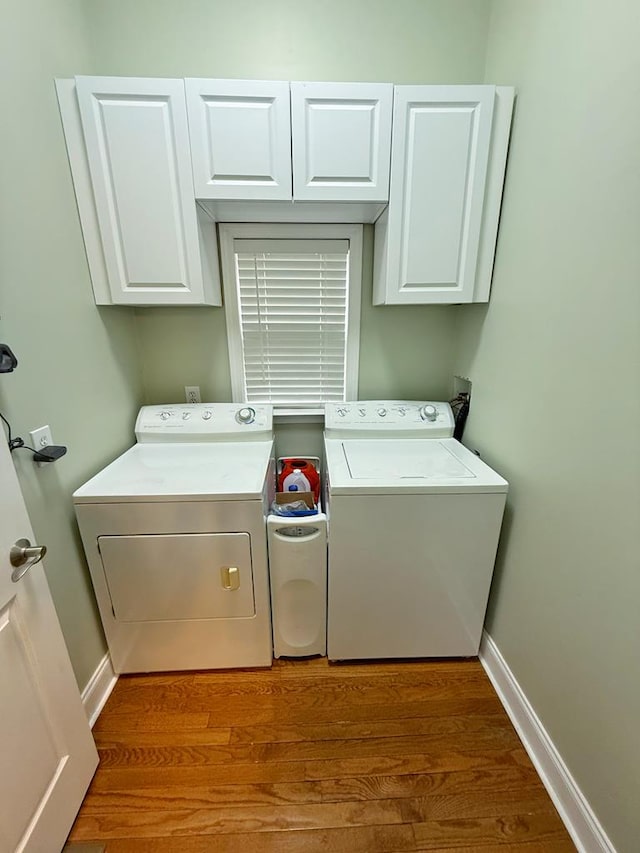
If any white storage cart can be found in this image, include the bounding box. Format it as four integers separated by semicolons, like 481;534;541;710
268;458;327;657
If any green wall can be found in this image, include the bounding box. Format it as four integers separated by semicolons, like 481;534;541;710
83;0;491;82
455;1;640;848
0;0;143;690
83;0;491;441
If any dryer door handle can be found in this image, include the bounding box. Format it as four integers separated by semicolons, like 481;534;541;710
220;565;240;591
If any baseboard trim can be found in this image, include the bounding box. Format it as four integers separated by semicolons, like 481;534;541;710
479;631;616;853
81;652;117;728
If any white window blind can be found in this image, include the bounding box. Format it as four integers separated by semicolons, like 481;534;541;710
231;238;351;406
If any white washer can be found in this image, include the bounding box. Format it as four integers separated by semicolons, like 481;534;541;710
324;400;508;660
73;404;275;673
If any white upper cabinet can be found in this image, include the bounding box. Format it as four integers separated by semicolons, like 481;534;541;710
59;76;512;308
374;85;514;305
291;82;393;202
74;76;219;306
185;79;292;200
186;80;392;204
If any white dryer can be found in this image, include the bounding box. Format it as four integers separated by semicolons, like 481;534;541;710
73;404;274;673
324;401;508;660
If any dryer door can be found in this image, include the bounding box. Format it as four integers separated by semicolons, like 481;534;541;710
98;533;255;622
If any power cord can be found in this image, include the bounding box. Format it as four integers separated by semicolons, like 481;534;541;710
0;410;67;462
449;392;470;441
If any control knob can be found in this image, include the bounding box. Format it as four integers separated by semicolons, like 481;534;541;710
236;406;256;424
419;404;438;422
160;411;171;421
202;410;212;420
377;407;387;417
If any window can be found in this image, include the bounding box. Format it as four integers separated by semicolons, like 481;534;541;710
220;224;362;411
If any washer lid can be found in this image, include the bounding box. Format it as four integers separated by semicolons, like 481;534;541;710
325;437;508;494
73;440;274;503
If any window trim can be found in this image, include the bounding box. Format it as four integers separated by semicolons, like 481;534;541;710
219;222;362;411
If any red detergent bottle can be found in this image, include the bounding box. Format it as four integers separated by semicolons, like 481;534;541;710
278;459;320;503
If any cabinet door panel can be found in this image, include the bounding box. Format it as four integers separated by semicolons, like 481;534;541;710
75;76;209;305
291;82;392;201
404;106;478;285
186;79;292;200
377;85;497;304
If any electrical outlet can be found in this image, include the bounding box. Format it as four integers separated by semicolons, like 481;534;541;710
185;385;201;404
29;425;53;467
29;424;52;450
453;375;472;398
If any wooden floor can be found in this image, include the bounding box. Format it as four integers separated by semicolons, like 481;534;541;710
69;657;575;852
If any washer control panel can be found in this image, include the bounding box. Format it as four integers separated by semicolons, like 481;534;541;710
135;404;273;442
325;401;455;438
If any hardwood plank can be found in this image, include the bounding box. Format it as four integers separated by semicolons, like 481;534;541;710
104;686;498;718
412;813;576;849
70;798;406;840
82;779;325;813
96;727;520;768
96;713;510;748
93;728;237;749
96;741;265;768
80;765;541;813
401;788;556;822
229;712;510;744
105;695;503;724
217;657;484;678
93;711;213;734
316;764;543;803
112;665;489;692
260;727;520;762
88;747;531;790
209;696;506;728
105;670;494;709
99;823;416;852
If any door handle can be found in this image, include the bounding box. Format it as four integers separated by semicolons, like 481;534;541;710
9;538;47;583
220;566;240;591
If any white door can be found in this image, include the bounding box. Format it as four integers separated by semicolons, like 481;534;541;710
291;82;393;201
185;79;292;200
75;76;211;306
0;438;98;852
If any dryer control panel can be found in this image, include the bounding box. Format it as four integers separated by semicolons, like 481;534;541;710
325;401;454;438
135;404;273;442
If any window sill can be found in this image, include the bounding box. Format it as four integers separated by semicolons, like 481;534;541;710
273;408;325;425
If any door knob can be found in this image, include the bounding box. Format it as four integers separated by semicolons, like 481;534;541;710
9;538;47;582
